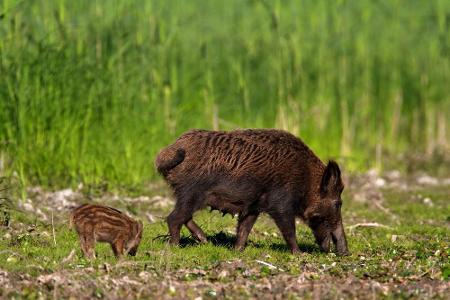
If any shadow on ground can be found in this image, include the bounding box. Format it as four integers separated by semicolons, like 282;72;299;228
176;231;320;254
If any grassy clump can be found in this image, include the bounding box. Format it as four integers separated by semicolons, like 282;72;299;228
0;0;449;188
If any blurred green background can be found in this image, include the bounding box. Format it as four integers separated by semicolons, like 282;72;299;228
0;0;449;188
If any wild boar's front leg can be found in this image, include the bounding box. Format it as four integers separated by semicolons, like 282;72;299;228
112;236;125;257
81;235;96;259
185;219;207;243
79;225;96;259
234;213;259;251
270;212;300;254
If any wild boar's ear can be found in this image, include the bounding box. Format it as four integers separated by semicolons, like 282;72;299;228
320;160;342;196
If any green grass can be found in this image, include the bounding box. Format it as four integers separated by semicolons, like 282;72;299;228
0;0;449;189
0;185;448;298
1;213;448;279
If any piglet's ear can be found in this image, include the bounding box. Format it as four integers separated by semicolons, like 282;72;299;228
320;160;343;196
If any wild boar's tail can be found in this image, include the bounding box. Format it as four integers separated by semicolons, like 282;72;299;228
155;147;186;177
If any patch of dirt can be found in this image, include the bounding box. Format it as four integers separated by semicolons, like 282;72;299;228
1;262;449;299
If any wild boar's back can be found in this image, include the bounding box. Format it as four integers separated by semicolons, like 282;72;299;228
156;129;325;195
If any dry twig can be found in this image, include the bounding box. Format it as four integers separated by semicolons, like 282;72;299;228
51;210;57;246
255;260;285;272
347;222;391;232
62;249;76;264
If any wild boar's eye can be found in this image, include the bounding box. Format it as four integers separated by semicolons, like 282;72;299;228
310;216;322;229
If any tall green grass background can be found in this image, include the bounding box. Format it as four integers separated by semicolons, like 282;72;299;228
0;0;449;188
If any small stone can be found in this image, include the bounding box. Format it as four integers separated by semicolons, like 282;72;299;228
367;169;378;178
423;198;434;207
36;208;48;221
22;202;34;212
40;231;50;238
374;178;386;187
6;256;18;263
385;170;401;180
417;175;439;186
3;233;11;239
218;270;228;279
391;235;398;242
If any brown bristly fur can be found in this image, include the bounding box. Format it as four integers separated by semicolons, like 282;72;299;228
155;129;349;255
70;204;143;259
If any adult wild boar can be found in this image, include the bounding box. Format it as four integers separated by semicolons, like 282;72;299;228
155;129;350;256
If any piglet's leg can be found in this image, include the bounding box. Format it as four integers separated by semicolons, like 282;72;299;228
79;235;89;257
82;234;96;259
113;237;125;257
270;213;299;254
185;219;207;243
234;213;259;251
111;243;119;257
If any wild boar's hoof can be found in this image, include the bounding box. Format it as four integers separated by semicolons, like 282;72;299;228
169;239;179;245
336;249;351;256
234;244;245;252
291;248;300;255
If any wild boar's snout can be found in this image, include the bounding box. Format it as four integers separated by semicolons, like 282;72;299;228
319;234;332;253
332;221;350;256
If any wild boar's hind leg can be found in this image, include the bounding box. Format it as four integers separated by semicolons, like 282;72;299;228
167;193;201;245
270;212;300;254
234;213;259;251
185;219;207;243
